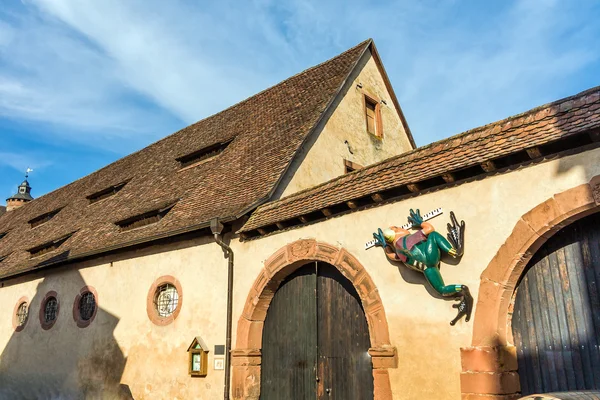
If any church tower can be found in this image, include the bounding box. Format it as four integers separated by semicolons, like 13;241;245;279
6;171;33;211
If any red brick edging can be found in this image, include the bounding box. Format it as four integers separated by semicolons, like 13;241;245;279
462;175;600;399
146;275;183;326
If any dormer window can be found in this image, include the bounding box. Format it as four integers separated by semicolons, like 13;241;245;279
29;208;62;228
0;232;7;240
176;139;232;169
19;187;25;194
87;180;129;204
27;233;73;258
116;203;176;232
364;94;383;138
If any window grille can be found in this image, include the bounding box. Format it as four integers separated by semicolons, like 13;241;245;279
79;292;96;321
16;302;28;326
44;297;58;323
154;283;179;317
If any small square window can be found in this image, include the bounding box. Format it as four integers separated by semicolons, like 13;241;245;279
344;159;363;174
364;95;383;138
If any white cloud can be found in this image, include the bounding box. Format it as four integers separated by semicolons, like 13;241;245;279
0;151;51;172
0;0;598;151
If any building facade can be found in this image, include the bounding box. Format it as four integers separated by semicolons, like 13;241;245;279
0;39;599;400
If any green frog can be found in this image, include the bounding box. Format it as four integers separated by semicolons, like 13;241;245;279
373;209;472;325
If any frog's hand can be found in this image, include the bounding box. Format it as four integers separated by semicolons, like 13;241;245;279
446;211;465;257
373;228;387;248
408;208;423;228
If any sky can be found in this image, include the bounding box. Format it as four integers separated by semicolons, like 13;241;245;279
0;0;599;201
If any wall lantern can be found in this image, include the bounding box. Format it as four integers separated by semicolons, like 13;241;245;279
187;336;209;377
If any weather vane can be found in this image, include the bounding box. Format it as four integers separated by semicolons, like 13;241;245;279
25;168;33;179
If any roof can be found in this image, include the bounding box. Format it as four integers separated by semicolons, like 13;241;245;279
0;39;374;279
240;85;600;234
0;207;5;216
8;193;33;201
7;180;33;202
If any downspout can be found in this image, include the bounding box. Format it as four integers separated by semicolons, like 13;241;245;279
211;218;234;400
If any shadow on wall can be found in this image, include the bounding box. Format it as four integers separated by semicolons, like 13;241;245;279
0;264;132;399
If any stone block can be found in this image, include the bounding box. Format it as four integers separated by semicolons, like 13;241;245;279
461;371;520;395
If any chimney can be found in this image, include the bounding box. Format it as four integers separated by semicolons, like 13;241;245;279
6;172;33;212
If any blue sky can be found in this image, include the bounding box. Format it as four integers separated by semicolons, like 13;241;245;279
1;0;599;201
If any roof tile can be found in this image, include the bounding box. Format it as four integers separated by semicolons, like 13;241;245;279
240;85;600;234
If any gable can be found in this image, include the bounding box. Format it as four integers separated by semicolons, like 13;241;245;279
274;46;415;199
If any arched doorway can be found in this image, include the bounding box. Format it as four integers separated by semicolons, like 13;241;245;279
461;176;600;399
512;211;600;395
232;240;396;400
260;262;373;399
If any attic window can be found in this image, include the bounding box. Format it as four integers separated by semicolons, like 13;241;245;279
27;233;73;258
87;180;129;204
344;160;363;174
0;232;7;240
116;203;176;232
364;94;383;138
177;139;232;169
29;208;62;228
0;254;8;263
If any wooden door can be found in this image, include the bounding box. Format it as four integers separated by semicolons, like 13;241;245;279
512;212;600;395
260;262;373;400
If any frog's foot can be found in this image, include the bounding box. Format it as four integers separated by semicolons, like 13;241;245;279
450;285;473;326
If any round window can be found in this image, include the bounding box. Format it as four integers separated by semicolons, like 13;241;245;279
16;302;28;326
44;297;58;323
79;292;96;321
154;283;179;317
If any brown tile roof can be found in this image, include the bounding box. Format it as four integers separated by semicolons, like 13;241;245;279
240;85;600;234
0;39;373;279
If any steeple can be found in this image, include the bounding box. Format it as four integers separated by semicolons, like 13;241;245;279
6;170;34;211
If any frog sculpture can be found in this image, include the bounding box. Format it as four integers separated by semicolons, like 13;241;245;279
372;209;472;325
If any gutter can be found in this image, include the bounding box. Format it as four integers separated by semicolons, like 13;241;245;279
210;218;234;400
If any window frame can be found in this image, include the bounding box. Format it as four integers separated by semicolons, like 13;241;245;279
39;291;60;330
146;276;183;326
72;286;98;328
363;92;383;138
12;296;29;332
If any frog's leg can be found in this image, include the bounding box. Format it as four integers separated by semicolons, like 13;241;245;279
423;266;473;325
423;266;462;296
427;231;455;255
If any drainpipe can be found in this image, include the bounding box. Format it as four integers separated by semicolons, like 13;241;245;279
211;218;234;400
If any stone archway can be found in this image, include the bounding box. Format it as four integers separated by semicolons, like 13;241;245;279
232;239;397;400
461;175;600;399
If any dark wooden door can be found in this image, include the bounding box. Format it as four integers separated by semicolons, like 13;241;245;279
260;262;373;400
512;212;600;395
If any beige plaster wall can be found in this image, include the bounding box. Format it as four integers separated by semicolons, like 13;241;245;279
0;236;230;399
231;147;600;400
277;50;413;198
0;147;597;399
